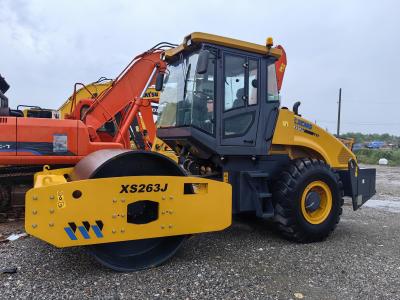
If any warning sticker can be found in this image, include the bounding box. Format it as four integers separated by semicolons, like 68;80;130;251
223;172;229;183
57;191;65;209
53;134;67;153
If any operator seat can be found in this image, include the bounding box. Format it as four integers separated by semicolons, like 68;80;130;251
233;88;245;108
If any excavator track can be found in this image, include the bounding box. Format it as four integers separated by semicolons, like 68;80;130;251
0;165;71;222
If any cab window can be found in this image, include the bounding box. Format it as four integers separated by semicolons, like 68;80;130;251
224;55;246;110
267;64;279;101
224;112;255;137
223;54;259;138
248;59;258;105
191;50;216;135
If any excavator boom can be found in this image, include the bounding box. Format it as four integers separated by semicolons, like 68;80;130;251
84;50;166;143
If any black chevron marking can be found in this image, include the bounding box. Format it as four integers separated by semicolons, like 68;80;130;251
95;220;104;231
82;221;90;232
68;222;77;233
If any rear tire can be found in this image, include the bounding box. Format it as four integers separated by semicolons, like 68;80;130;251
272;158;343;242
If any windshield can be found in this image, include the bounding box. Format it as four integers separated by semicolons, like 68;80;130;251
157;50;216;135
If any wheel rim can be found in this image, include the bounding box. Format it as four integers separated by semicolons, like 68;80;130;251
300;180;332;224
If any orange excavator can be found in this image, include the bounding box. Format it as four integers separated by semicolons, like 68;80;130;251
0;44;171;219
0;42;287;220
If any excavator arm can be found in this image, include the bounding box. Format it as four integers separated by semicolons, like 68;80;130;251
83;50;167;145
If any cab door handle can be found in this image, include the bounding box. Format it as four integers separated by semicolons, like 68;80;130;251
243;140;254;144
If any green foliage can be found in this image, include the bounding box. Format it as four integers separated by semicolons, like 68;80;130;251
341;132;400;145
354;149;400;166
340;132;400;165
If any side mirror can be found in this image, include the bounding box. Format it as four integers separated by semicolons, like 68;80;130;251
155;73;164;91
196;50;210;74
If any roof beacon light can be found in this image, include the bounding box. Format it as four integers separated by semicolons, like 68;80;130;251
266;37;274;49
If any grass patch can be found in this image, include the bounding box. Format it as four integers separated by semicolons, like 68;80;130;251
354;149;400;166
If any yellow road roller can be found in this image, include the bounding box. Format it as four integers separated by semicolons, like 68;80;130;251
25;33;376;271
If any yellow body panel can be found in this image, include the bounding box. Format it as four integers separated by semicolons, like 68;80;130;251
151;137;178;162
58;82;112;119
23;108;60;119
271;109;356;169
25;169;232;248
165;32;282;59
338;137;354;150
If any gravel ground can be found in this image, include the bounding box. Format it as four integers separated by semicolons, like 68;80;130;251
0;165;399;299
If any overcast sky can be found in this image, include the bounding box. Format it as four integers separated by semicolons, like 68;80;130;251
1;0;399;135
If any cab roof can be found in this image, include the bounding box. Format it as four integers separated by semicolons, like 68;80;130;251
165;32;282;59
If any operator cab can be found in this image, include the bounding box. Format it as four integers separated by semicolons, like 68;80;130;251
157;33;282;160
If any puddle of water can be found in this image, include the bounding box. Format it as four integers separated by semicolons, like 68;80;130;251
363;200;400;213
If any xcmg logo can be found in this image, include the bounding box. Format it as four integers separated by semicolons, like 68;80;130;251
294;118;313;130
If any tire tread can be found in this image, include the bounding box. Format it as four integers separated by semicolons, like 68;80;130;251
273;158;344;242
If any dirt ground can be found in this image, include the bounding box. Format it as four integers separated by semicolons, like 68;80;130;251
372;164;400;197
0;164;399;299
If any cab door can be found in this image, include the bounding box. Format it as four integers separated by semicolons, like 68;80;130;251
220;53;260;146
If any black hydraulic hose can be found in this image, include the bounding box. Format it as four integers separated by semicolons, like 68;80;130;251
150;42;178;50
